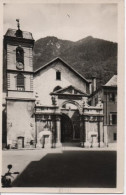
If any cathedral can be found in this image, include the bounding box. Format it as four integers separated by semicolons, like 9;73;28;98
2;22;116;149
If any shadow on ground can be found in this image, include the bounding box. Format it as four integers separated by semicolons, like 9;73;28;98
12;151;116;188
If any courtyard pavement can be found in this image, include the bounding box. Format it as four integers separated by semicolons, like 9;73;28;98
2;146;117;188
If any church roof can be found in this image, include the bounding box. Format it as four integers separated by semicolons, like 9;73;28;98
34;57;89;84
104;75;117;87
5;28;34;40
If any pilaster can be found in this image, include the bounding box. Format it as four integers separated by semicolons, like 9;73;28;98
56;117;62;147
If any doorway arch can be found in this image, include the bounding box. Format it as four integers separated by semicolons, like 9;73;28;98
61;100;80;111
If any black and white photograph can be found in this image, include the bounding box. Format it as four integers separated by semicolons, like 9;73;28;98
1;0;124;193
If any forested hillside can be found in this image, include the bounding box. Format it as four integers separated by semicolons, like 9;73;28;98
33;36;117;88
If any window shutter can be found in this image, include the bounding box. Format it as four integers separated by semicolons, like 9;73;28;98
17;73;25;91
17;74;24;86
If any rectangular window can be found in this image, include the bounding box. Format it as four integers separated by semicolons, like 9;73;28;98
109;113;117;125
113;133;117;141
112;114;117;124
56;71;61;80
109;92;115;101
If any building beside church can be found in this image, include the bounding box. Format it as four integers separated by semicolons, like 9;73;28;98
2;23;117;149
89;75;117;144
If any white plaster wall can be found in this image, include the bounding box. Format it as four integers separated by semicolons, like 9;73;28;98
2;92;6;106
7;100;35;145
7;45;16;70
34;61;88;106
25;74;31;91
62;103;78;109
8;73;16;90
8;91;34;99
7;44;33;72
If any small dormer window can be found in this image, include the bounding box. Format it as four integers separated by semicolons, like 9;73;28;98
56;71;61;80
109;92;115;101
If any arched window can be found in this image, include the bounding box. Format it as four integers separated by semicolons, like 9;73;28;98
17;73;25;91
53;86;62;92
16;46;24;64
56;71;61;80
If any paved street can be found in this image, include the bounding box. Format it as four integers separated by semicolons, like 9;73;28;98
2;148;116;188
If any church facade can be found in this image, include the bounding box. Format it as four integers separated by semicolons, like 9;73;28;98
3;25;112;149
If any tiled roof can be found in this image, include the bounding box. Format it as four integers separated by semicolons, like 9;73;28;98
104;75;117;87
5;28;34;40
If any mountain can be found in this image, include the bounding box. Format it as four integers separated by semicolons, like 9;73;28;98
33;36;74;69
33;36;117;88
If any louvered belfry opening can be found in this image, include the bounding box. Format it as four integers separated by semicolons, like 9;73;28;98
17;73;25;91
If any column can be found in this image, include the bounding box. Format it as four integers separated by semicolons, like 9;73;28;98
80;115;84;147
36;119;42;148
35;118;37;148
99;117;104;147
56;117;62;148
96;116;101;148
84;116;91;148
104;125;108;147
92;121;99;148
50;120;53;148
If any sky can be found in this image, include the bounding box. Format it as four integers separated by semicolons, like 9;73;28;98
3;3;117;42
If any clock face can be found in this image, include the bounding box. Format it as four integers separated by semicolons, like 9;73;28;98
16;62;24;70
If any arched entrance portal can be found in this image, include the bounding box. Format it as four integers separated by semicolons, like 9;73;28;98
61;114;73;142
61;102;80;143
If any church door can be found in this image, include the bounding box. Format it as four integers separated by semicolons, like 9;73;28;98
61;114;73;142
17;136;24;148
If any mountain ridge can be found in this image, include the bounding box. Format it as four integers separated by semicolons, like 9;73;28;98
33;36;117;88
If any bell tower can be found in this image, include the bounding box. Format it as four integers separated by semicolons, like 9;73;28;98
4;19;34;97
4;20;36;148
